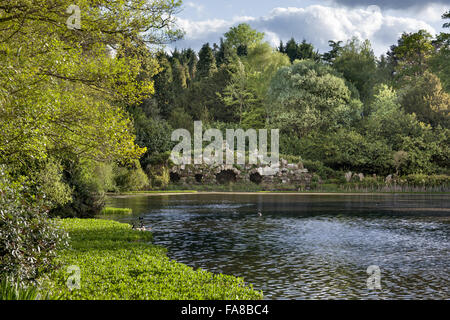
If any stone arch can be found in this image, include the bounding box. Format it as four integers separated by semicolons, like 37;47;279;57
170;172;180;183
249;172;262;184
195;174;203;183
216;170;237;184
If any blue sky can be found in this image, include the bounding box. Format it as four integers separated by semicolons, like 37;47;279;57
170;0;450;56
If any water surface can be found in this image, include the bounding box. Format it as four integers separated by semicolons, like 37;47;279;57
107;193;450;299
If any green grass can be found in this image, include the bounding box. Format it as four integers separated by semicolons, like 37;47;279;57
47;219;263;300
100;207;133;215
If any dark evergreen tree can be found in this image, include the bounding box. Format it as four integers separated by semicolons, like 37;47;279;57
153;53;174;118
197;43;217;78
322;40;343;64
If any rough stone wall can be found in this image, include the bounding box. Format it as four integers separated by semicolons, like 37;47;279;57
170;158;313;187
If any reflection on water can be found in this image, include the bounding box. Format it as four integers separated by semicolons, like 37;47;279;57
107;194;450;299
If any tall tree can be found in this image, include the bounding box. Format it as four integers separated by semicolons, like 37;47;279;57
322;40;343;64
431;10;450;92
268;60;362;137
332;38;377;102
197;43;217;79
153;53;174;118
224;23;264;50
399;71;450;127
218;62;258;124
389;30;435;79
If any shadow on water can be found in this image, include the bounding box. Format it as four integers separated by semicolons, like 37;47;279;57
106;194;450;299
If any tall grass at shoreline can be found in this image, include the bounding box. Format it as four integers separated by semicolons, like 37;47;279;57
100;207;132;215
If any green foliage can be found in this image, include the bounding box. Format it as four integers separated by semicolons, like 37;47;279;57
322;40;343;64
52;160;107;218
299;130;394;175
280;38;321;63
0;167;68;282
218;61;258;124
197;43;218;79
0;277;54;300
168;107;194;132
268;60;362;136
401;174;450;187
332;38;377;102
100;207;133;215
48;219;263;300
302;160;337;179
398;71;450;127
243;43;290;104
114;162;149;192
147;164;170;189
390;29;435;79
224;24;264;50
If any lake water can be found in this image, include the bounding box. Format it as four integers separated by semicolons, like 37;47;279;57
107;193;450;300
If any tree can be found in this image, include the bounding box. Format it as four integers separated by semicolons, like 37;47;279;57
243;43;290;119
268;60;362;137
322;40;343;64
283;38;320;63
431;10;450;92
215;38;238;67
398;71;450;127
389;30;435;79
197;43;217;78
332;38;377;102
171;58;188;94
153;53;174;118
218;62;258;124
0;0;182;167
224;23;264;50
285;38;298;63
183;48;198;82
0;0;182;222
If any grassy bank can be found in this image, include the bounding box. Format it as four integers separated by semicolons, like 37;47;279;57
48;219;263;300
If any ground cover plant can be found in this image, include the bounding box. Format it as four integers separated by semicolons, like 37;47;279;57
47;219;263;300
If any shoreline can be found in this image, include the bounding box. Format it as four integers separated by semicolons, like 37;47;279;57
107;191;450;198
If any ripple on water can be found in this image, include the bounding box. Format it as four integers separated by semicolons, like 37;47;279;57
109;194;450;299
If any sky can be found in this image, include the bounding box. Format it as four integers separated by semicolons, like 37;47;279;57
170;0;450;57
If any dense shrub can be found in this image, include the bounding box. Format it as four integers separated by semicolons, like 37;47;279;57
52;160;106;218
114;161;149;192
400;174;450;187
0;167;68;282
302;160;337;179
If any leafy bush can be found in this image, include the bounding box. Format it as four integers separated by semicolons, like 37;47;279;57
0;166;68;282
52;160;106;218
114;161;149;192
48;219;263;300
302;160;336;179
401;174;450;187
147;164;170;189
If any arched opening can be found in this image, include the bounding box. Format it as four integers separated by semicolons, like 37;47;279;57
170;172;180;183
216;170;237;184
249;172;262;184
195;174;203;183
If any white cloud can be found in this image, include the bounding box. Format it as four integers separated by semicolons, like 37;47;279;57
185;2;205;15
172;4;437;56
